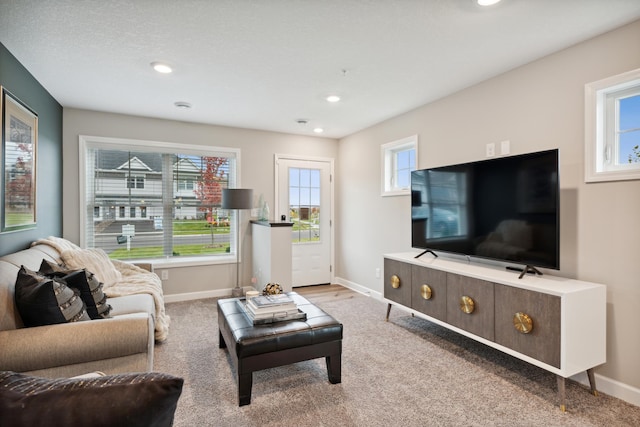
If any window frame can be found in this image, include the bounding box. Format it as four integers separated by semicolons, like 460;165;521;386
381;135;418;197
78;135;243;268
585;68;640;183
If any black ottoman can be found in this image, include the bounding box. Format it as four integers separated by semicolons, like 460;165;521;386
218;292;343;406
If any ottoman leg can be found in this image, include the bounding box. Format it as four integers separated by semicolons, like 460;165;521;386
238;372;253;406
326;352;342;384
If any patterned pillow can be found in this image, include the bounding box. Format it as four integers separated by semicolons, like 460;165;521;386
0;371;184;427
60;248;122;286
14;266;90;327
39;260;112;319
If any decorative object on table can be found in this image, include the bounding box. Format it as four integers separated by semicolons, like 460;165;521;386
222;188;254;297
262;282;283;295
245;290;259;299
1;86;38;232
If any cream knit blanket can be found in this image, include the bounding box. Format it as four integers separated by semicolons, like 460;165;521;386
32;237;170;342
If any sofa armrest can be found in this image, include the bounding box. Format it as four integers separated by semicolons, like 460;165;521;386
0;313;153;373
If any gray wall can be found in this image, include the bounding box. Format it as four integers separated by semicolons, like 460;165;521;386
62;108;338;296
336;21;640;393
0;43;62;256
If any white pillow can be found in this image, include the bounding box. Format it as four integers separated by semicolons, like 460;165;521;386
61;248;122;286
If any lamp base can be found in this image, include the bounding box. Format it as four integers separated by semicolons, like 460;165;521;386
231;287;244;298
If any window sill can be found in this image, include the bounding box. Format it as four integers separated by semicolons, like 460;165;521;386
382;189;410;197
122;255;236;269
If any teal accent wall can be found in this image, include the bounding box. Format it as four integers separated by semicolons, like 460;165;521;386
0;43;62;256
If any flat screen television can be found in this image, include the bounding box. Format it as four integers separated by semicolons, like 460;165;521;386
411;149;559;271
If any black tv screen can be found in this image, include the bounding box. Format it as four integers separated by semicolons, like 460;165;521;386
411;149;559;270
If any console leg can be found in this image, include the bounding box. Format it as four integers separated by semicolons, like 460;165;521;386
587;368;599;396
238;372;252;406
557;375;566;412
326;353;342;384
386;303;392;321
219;330;227;349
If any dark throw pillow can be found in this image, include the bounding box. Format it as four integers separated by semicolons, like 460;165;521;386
0;371;184;427
39;259;112;319
14;266;90;327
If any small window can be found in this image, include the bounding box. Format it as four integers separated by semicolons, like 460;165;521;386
119;206;125;218
93;206;100;218
130;207;136;218
126;176;145;189
381;135;418;196
585;68;640;182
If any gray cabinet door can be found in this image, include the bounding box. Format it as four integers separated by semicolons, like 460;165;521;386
446;273;495;341
384;258;412;307
411;266;447;321
494;284;561;368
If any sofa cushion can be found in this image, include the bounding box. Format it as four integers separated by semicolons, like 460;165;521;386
39;260;112;319
14;266;90;327
0;371;183;427
60;248;122;286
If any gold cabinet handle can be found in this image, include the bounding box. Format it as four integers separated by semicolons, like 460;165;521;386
513;312;533;334
460;295;475;314
421;284;432;300
391;275;401;289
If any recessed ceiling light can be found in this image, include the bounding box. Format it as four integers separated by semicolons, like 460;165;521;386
151;62;173;73
326;95;341;103
313;127;324;133
174;101;191;109
477;0;501;6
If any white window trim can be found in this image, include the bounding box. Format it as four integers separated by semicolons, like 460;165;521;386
78;135;242;268
381;135;418;197
585;68;640;183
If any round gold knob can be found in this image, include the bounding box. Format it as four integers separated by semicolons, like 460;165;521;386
421;284;432;300
513;312;533;334
460;295;475;314
391;275;401;289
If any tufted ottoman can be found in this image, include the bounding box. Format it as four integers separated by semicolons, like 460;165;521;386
218;292;343;406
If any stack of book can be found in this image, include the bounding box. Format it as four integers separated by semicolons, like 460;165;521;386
243;294;304;324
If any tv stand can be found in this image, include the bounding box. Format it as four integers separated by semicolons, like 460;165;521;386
383;252;606;412
414;249;438;259
505;264;543;279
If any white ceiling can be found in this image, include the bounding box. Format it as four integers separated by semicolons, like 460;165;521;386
1;0;639;139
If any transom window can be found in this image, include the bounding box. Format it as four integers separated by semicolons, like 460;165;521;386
79;136;241;263
381;135;418;196
585;68;640;182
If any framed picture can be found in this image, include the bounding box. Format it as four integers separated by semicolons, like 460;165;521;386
1;86;38;231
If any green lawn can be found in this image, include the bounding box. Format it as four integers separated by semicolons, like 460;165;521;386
173;220;229;235
109;243;230;260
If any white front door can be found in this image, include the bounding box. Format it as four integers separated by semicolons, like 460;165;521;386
275;156;333;287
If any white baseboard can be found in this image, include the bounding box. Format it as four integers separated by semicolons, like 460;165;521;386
333;276;640;408
571;371;640;408
333;276;382;299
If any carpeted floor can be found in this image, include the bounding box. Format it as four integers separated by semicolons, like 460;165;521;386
154;287;640;426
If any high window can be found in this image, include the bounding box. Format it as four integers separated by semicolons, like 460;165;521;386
79;136;241;264
585;68;640;182
381;135;418;196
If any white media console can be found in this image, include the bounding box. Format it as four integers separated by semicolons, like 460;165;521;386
383;252;606;412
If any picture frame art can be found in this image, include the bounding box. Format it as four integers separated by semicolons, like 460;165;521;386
1;86;38;232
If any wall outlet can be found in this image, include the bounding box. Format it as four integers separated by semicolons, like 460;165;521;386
500;140;510;155
375;268;381;279
161;270;169;281
486;142;495;157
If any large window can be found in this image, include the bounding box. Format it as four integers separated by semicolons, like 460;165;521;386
79;136;241;263
381;135;417;196
585;68;640;182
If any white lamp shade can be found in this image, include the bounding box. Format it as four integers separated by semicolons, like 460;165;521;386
222;188;253;210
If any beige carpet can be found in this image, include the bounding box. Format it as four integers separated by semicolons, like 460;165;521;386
154;288;640;427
